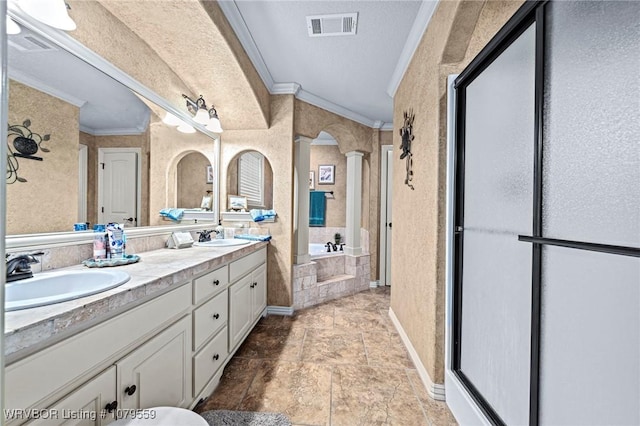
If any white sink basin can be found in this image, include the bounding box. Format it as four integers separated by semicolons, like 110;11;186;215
5;270;131;311
194;239;250;247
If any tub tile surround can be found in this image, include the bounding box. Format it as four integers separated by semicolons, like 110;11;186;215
309;227;369;253
4;241;268;360
292;253;370;309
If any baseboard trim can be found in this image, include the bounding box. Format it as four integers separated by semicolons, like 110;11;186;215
267;305;294;316
389;307;446;401
370;280;379;288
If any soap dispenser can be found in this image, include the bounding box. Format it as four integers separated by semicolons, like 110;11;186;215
215;220;224;239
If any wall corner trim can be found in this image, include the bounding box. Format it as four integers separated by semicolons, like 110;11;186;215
389;307;446;401
267;305;294;316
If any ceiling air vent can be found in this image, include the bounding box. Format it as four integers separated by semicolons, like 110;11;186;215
8;33;56;53
306;13;358;37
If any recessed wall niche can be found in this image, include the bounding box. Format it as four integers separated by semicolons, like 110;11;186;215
177;152;212;209
226;150;273;210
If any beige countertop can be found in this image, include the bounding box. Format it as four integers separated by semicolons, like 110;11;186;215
5;241;268;362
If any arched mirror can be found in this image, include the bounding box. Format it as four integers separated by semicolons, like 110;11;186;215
226;151;273;210
177;152;212;209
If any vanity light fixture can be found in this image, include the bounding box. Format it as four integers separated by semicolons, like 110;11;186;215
176;122;196;134
17;0;77;31
206;107;223;133
182;94;224;133
6;16;21;34
162;112;183;127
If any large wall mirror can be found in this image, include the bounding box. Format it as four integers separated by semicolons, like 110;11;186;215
5;8;220;248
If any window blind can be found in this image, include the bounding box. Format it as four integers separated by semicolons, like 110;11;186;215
238;152;264;207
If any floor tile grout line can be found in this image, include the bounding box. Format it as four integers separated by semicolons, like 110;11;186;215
404;367;434;426
328;364;334;426
234;359;265;411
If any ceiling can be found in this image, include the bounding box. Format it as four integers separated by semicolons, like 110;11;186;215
7;28;150;135
219;0;438;129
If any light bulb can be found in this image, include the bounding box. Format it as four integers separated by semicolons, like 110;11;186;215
194;108;210;125
206;117;223;133
6;16;21;35
18;0;77;31
177;122;196;134
162;112;182;126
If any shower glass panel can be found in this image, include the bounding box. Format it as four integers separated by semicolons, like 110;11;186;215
539;246;640;425
542;1;640;247
459;24;535;425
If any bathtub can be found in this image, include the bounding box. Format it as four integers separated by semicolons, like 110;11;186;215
309;243;342;259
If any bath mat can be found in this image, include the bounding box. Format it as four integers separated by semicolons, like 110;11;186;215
200;410;291;426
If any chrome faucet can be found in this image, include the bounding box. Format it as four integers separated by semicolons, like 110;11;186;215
6;252;43;283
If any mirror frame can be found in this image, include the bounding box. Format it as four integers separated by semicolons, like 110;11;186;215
5;4;221;249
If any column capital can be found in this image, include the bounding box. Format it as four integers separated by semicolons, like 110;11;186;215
345;151;365;158
295;136;313;145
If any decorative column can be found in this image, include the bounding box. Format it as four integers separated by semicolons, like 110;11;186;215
294;136;312;264
345;151;363;256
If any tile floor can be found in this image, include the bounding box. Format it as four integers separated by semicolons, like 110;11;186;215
195;287;457;426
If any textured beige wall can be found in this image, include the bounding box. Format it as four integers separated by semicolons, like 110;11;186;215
221;95;295;307
85;0;269;130
81;131;151;227
391;0;523;384
295;100;373;154
310;145;346;228
148;119;217;226
178;152;212;208
7;81;79;234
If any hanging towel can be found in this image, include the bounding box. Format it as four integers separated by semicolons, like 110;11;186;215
309;191;326;227
159;208;185;221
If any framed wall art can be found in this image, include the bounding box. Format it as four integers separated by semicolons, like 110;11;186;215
318;164;335;185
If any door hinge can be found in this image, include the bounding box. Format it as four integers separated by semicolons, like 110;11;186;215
100;162;105;170
101;207;104;213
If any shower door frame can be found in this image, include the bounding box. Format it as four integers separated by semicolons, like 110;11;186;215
451;1;640;425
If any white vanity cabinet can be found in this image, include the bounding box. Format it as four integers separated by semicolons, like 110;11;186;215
228;250;267;352
5;244;269;425
27;367;117;426
117;316;191;411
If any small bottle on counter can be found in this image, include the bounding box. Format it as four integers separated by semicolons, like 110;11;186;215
93;224;107;259
215;220;224;239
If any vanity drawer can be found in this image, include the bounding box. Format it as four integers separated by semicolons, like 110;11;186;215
229;247;266;282
193;265;228;304
193;327;228;397
193;289;228;350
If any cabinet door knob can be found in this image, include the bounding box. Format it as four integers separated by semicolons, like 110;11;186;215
125;385;137;396
213;279;220;286
213;313;220;320
105;401;118;413
213;354;220;361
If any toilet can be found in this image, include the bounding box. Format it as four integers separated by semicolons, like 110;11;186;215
111;407;208;426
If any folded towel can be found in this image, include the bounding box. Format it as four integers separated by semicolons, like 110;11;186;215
159;208;185;221
234;234;272;241
249;209;277;222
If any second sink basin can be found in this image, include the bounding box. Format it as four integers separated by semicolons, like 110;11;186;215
6;270;131;312
194;239;250;247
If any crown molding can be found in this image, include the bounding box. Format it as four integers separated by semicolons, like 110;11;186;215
296;89;381;129
79;125;146;136
218;0;394;129
217;0;275;89
386;0;439;97
271;82;301;95
9;68;86;108
381;123;394;131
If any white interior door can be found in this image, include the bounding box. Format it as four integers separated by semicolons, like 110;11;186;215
379;145;393;286
78;144;88;223
99;149;139;226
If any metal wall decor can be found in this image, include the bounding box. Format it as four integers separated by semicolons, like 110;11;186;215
399;109;415;190
7;119;52;183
